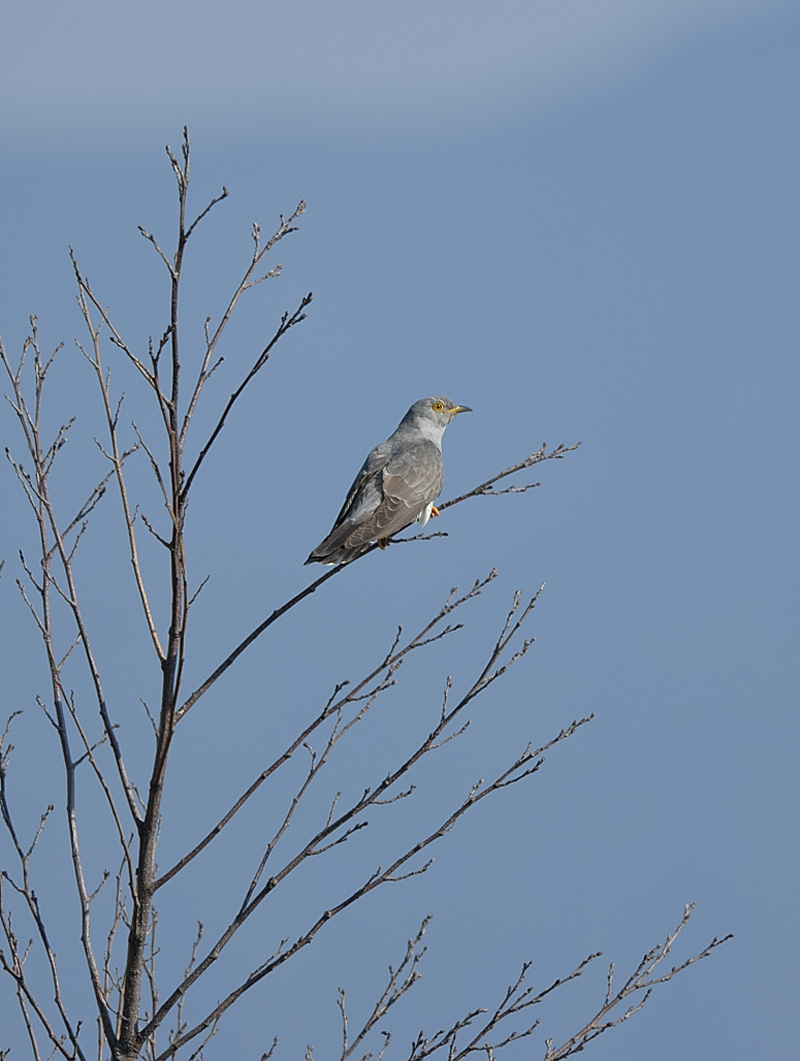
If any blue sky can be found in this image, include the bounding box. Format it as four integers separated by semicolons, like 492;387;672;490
1;2;798;1059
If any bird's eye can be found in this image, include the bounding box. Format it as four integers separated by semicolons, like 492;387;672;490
432;401;444;412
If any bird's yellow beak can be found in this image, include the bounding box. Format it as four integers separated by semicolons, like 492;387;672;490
448;404;472;415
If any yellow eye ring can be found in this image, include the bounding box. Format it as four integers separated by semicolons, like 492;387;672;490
432;401;444;412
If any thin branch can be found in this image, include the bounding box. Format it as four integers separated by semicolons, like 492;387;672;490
179;201;305;446
70;251;157;388
175;559;344;721
179;290;312;502
73;281;166;661
439;443;581;511
542;904;733;1060
338;915;430;1060
0;719;91;1060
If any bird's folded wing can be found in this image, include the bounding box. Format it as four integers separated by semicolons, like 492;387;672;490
370;440;444;540
311;440;443;558
330;441;393;527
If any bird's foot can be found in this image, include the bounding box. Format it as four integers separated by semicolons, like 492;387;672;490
430;505;440;518
378;538;390;550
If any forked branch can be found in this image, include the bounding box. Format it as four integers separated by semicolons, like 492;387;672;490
542;904;733;1060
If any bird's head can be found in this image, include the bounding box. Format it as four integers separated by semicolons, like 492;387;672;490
402;396;472;427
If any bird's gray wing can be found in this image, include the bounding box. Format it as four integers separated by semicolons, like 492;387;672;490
306;440;443;563
329;440;393;528
338;440;444;551
304;442;392;562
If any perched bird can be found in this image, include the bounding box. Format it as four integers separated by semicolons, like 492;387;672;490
305;396;472;566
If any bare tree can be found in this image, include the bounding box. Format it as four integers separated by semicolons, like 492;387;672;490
0;130;731;1061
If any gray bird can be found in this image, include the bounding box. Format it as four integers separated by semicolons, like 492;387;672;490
305;396;472;566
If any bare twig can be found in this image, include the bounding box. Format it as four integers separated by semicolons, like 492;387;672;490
542;904;733;1060
179;290;312;502
440;443;581;511
0;717;91;1060
179;201;307;451
338;917;430;1059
